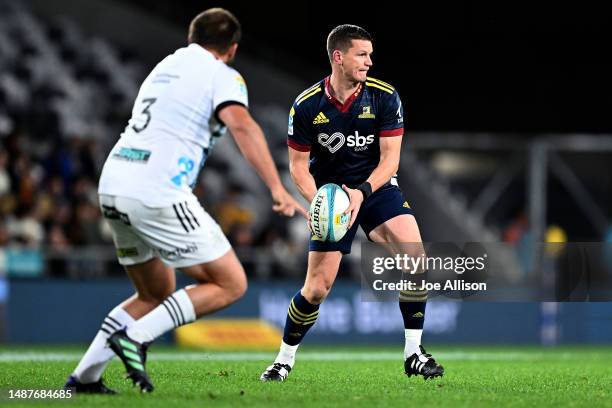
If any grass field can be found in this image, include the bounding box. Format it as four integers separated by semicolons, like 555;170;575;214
1;346;611;407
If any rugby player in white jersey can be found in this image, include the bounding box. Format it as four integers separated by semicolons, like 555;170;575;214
64;8;306;393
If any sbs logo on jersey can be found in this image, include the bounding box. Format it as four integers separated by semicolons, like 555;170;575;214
317;131;374;153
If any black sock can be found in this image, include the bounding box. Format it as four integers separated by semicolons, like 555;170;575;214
282;291;320;346
399;300;427;329
399;287;427;329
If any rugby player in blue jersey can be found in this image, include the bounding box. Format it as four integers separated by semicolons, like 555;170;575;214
261;24;444;382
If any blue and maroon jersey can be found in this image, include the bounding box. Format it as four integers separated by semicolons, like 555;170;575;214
287;76;404;187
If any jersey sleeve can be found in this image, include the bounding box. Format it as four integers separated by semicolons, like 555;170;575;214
378;90;404;137
212;66;249;120
287;101;312;152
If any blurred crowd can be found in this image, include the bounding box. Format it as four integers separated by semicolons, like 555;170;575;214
0;130;104;249
0;0;141;252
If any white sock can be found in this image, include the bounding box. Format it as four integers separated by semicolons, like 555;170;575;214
127;289;196;343
274;341;299;367
404;329;423;358
73;306;134;383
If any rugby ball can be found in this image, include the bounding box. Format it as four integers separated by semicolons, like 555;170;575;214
309;183;351;242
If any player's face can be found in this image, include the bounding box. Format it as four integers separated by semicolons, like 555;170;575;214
342;40;373;82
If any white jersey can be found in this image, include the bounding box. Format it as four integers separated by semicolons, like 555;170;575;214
98;43;249;206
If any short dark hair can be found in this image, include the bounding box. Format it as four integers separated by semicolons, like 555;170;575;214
188;8;241;54
326;24;372;61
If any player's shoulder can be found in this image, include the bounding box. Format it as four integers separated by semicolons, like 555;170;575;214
207;58;247;98
212;59;243;82
178;44;243;78
365;76;399;96
219;63;242;78
292;79;325;109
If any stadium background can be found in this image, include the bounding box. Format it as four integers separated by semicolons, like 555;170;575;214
1;0;612;350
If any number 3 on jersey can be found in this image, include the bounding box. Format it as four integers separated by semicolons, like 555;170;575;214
131;98;157;133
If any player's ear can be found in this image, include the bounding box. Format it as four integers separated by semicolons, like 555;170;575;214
332;49;343;65
227;43;238;60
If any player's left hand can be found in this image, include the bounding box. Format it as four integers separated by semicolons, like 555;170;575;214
271;187;309;219
342;184;364;228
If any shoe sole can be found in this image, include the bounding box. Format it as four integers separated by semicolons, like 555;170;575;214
260;377;285;382
405;371;444;380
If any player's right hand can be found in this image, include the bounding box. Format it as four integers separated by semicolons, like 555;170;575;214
342;184;364;228
271;187;309;219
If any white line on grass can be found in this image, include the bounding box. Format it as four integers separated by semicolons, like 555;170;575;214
0;350;585;362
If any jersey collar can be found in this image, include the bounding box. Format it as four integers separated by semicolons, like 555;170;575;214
189;43;219;60
324;76;363;113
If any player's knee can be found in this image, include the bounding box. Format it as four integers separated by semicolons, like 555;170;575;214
228;271;247;301
235;275;248;300
302;283;331;305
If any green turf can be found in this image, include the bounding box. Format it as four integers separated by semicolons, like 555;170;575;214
1;346;611;407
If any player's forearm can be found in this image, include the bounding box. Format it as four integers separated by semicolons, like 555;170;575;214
231;124;284;193
290;165;317;203
366;157;399;191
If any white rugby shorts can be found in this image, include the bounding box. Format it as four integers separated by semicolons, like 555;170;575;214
99;194;231;268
